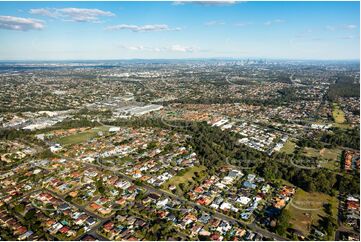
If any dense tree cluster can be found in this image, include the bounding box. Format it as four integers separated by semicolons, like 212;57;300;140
274;209;291;236
256;159;338;195
321;127;360;150
339;174;360;195
327;83;360;101
0;128;31;140
296;137;325;149
275;75;292;84
325;73;359;101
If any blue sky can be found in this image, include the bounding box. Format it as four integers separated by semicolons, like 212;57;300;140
0;1;359;60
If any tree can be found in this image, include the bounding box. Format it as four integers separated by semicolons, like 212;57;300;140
24;209;36;221
275;209;291;236
318;215;337;238
323;203;332;216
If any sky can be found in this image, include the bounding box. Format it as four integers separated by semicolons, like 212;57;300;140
0;1;359;60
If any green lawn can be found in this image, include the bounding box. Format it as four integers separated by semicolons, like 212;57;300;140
162;165;206;191
303;147;341;161
333;123;352;129
286;189;339;237
332;103;346;124
55;126;110;146
280;140;296;154
320;148;342;161
302;147;341;171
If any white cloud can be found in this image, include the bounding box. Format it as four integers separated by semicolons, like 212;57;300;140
0;15;44;31
172;1;185;5
121;44;196;53
173;1;239;6
126;45;145;51
29;8;115;23
326;25;335;31
169;44;195;52
326;24;358;31
294;29;313;38
264;19;284;26
121;45;162;52
339;35;354;40
29;8;58;18
235;22;251;27
344;24;357;30
106;24;181;32
205;20;225;26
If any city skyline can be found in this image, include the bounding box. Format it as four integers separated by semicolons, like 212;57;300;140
0;1;360;60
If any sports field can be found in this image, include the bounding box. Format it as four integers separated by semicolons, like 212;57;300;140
55;126;110;146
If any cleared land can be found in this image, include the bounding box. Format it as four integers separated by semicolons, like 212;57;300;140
303;147;341;161
286;189;339;237
162;165;206;192
55;126;110;146
280;140;296;154
332;103;346;124
302;147;341;170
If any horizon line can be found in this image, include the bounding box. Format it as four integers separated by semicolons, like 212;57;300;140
0;57;359;62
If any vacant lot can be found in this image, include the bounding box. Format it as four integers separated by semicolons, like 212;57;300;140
286;189;338;237
55;126;110;146
280;140;296;154
162;165;206;191
303;147;341;161
302;147;341;171
332;103;346;124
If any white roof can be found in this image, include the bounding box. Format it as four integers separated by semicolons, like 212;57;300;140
109;126;121;132
236;196;251;205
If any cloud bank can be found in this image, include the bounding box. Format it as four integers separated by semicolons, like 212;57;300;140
121;44;196;53
173;1;238;6
29;8;115;23
264;19;284;26
0;15;44;31
106;24;181;32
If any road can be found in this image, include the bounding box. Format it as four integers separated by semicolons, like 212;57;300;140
44;188;114;241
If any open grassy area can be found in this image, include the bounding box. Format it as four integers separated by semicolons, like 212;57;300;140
320;148;342;160
302;147;341;171
332;103;346;124
286;189;339;237
162;165;206;191
280;140;296;154
303;147;341;161
333;123;352;129
303;147;320;157
55;126;110;146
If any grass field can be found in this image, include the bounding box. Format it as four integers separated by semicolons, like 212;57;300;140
303;147;341;161
55;126;110;146
302;147;341;170
320;148;342;160
286;189;339;237
162;165;206;191
333;123;352;129
280;140;296;154
332;103;346;124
